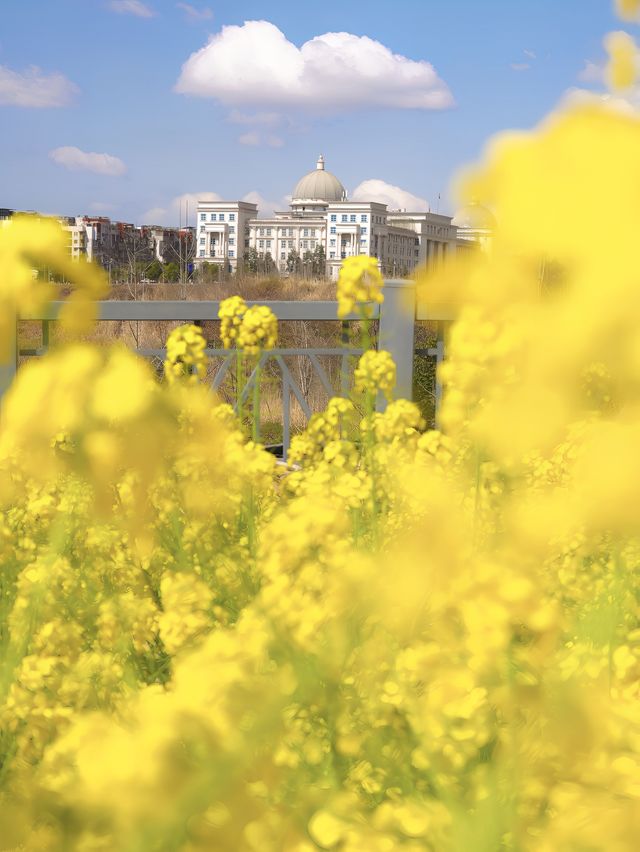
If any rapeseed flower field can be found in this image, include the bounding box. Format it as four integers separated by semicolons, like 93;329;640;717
3;6;640;849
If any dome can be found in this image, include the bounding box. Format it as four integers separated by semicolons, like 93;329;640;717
452;201;497;231
292;155;346;202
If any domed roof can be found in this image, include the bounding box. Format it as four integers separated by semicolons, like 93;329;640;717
452;201;497;231
292;155;346;202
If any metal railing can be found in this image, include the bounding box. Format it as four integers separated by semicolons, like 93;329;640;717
1;279;453;457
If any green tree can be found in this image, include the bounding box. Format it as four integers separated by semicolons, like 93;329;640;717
286;249;301;274
146;259;163;282
243;248;258;274
164;262;180;282
311;244;326;277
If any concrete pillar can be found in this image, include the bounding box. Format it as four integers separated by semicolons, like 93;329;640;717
377;278;416;407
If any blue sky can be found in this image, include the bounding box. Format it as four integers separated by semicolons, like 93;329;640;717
0;0;629;225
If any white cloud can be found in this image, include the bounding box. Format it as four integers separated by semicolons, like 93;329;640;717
510;62;531;72
141;191;222;226
229;109;282;126
524;49;537;59
177;3;213;21
89;201;117;213
0;65;79;108
351;179;429;212
242;191;288;218
578;59;604;84
175;20;453;111
49;146;127;176
109;0;154;18
238;130;284;147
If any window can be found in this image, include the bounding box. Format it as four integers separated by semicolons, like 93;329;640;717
341;215;348;223
199;238;205;245
245;239;250;247
361;227;367;235
200;226;205;232
229;226;235;233
229;250;234;257
303;228;309;237
361;238;367;244
350;215;356;223
259;239;264;248
200;213;206;221
361;214;368;222
330;214;337;222
302;240;308;249
229;238;235;245
211;214;216;221
288;239;294;247
280;252;286;260
330;239;336;247
229;214;235;221
266;240;272;248
219;214;225;221
199;250;205;257
330;251;336;258
281;240;287;247
259;228;265;236
266;228;272;236
330;227;336;234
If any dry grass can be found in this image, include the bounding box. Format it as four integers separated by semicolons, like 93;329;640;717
106;275;336;302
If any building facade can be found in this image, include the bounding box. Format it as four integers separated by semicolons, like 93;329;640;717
195;156;461;279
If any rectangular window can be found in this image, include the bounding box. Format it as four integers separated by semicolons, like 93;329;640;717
259;239;264;248
219;214;225;221
350;215;356;222
211;214;216;221
259;228;265;236
361;214;368;222
229;250;235;257
199;250;205;257
341;215;348;222
229;226;235;233
266;228;272;236
229;213;235;221
361;238;367;244
199;238;205;245
330;227;336;234
288;239;293;247
330;251;336;258
330;214;337;222
280;252;286;260
330;239;336;246
200;226;205;232
361;227;367;235
303;228;309;237
229;238;235;245
200;213;206;221
302;240;308;249
266;240;272;248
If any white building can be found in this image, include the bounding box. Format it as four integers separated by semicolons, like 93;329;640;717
194;156;461;279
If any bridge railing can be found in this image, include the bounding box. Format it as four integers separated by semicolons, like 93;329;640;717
0;279;453;457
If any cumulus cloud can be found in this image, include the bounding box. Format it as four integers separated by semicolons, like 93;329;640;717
238;130;284;147
141;191;222;226
0;65;79;108
109;0;154;18
50;146;127;176
351;179;429;212
578;59;604;84
177;3;213;21
242;191;288;218
175;20;453;111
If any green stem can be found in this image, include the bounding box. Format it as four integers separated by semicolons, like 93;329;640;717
252;358;261;443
